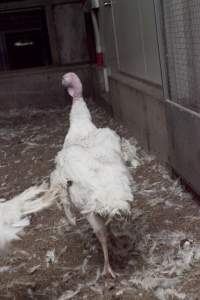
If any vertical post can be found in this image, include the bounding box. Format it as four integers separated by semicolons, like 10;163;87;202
153;0;169;99
45;3;60;65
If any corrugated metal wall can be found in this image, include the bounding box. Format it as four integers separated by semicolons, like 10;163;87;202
100;0;162;85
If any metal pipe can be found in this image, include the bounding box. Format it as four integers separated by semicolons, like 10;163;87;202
90;10;103;65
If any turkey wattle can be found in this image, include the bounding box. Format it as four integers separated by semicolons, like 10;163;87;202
50;72;134;277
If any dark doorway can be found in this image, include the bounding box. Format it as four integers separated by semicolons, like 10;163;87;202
5;30;50;69
0;8;51;70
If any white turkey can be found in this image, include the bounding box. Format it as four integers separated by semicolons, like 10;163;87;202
0;184;56;252
50;72;134;277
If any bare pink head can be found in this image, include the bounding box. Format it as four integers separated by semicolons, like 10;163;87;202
62;72;83;99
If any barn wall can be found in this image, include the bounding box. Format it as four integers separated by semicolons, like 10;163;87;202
98;0;168;162
0;0;93;109
161;0;200;194
54;3;90;64
0;65;92;110
100;0;162;84
166;100;200;193
109;73;168;162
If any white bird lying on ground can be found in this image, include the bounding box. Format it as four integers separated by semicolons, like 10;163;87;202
50;72;134;277
0;184;56;251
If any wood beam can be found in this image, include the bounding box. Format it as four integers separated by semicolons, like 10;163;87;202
45;3;60;65
0;0;80;12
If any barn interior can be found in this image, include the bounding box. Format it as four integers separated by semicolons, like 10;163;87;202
1;1;200;299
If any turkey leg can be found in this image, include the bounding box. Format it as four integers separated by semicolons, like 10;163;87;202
86;213;116;278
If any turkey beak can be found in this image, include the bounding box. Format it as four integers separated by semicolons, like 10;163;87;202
62;75;71;89
62;77;68;88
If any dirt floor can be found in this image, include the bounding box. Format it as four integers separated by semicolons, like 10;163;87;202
1;100;200;300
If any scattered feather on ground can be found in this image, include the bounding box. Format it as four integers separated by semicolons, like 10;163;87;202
0;100;200;299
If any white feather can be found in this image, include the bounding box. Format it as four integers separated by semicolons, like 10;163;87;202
0;184;57;250
51;96;134;219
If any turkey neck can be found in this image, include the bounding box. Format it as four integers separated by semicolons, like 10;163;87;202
70;97;91;122
68;96;96;138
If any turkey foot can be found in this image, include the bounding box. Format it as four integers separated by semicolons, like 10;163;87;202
102;261;116;278
87;213;116;279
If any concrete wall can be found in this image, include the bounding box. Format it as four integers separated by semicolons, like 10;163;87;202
166;100;200;194
0;65;92;110
109;73;168;162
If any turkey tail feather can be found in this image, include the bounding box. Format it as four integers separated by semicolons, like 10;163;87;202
0;184;58;251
